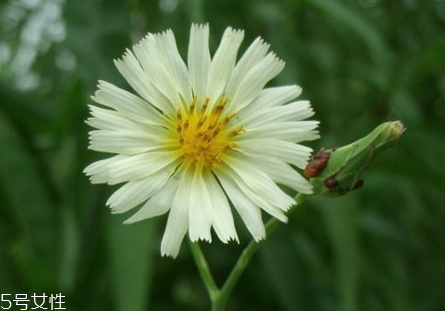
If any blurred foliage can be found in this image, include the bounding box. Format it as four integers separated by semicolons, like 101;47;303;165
0;0;444;310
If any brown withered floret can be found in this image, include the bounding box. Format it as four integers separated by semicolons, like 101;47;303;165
324;175;338;189
304;149;331;178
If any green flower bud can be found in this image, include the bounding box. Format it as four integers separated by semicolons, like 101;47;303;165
306;121;405;197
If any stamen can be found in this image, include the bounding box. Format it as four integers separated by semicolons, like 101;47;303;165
176;96;243;167
189;96;197;114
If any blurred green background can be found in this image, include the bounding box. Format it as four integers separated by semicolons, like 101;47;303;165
1;0;444;310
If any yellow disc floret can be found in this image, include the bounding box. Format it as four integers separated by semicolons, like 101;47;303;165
176;97;244;167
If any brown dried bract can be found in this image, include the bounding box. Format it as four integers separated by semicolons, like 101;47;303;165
304;148;331;178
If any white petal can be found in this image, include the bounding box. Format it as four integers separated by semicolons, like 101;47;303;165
188;24;211;104
237;139;312;169
244;100;315;127
114;50;176;116
215;171;265;241
88;129;170;154
124;176;180;224
225;37;269;99
241;121;320;143
106;152;180;185
152;30;192;103
206;27;244;109
242;154;312;194
83;155;125;184
132;35;183;110
223;155;295;216
188;167;213;242
91;80;166;125
87;106;150;132
228;53;284;113
238;85;301;118
161;168;193;258
204;170;238;243
107;169;173;213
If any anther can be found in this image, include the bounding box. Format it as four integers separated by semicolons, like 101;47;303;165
189;97;197;114
198;116;207;126
223;113;236;125
201;98;210;113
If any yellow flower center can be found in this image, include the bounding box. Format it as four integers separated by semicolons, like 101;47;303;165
176;97;244;168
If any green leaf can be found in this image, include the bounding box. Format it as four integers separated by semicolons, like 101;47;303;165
108;215;159;311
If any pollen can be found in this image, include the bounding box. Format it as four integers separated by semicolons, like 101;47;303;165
176;97;242;167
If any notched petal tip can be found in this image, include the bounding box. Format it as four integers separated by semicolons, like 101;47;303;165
161;252;178;259
255;235;266;243
190;236;213;243
191;23;209;31
225;236;240;244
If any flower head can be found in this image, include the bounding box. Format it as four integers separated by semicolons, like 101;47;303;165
84;24;319;257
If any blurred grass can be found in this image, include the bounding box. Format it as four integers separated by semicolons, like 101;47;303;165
0;0;444;310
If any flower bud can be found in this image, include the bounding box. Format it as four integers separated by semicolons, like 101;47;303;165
305;121;405;197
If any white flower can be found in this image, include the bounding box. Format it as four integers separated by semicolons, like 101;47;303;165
84;24;319;258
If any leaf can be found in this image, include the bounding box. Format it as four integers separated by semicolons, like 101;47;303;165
107;214;159;311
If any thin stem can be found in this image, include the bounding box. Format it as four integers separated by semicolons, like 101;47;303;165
212;193;310;311
189;239;219;302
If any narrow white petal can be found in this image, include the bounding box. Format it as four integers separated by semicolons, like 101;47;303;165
238;85;301;118
88;129;170;154
188;24;211;105
242;155;312;194
107;169;173;213
152;30;193;103
244;100;315;127
215;171;265;241
241;121;320;143
206;27;244;109
223;155;295;214
228;53;284;113
188;167;213;242
225;37;270;99
132;35;183;110
92;80;166;125
114;50;175;116
227;169;289;222
124;176;180;224
106;152;179;185
87;105;150;132
83;155;125;184
237;139;312;169
204;170;238;243
161;168;193;258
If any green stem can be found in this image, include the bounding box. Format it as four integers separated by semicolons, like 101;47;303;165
189;194;310;311
212;193;310;311
189;239;219;302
